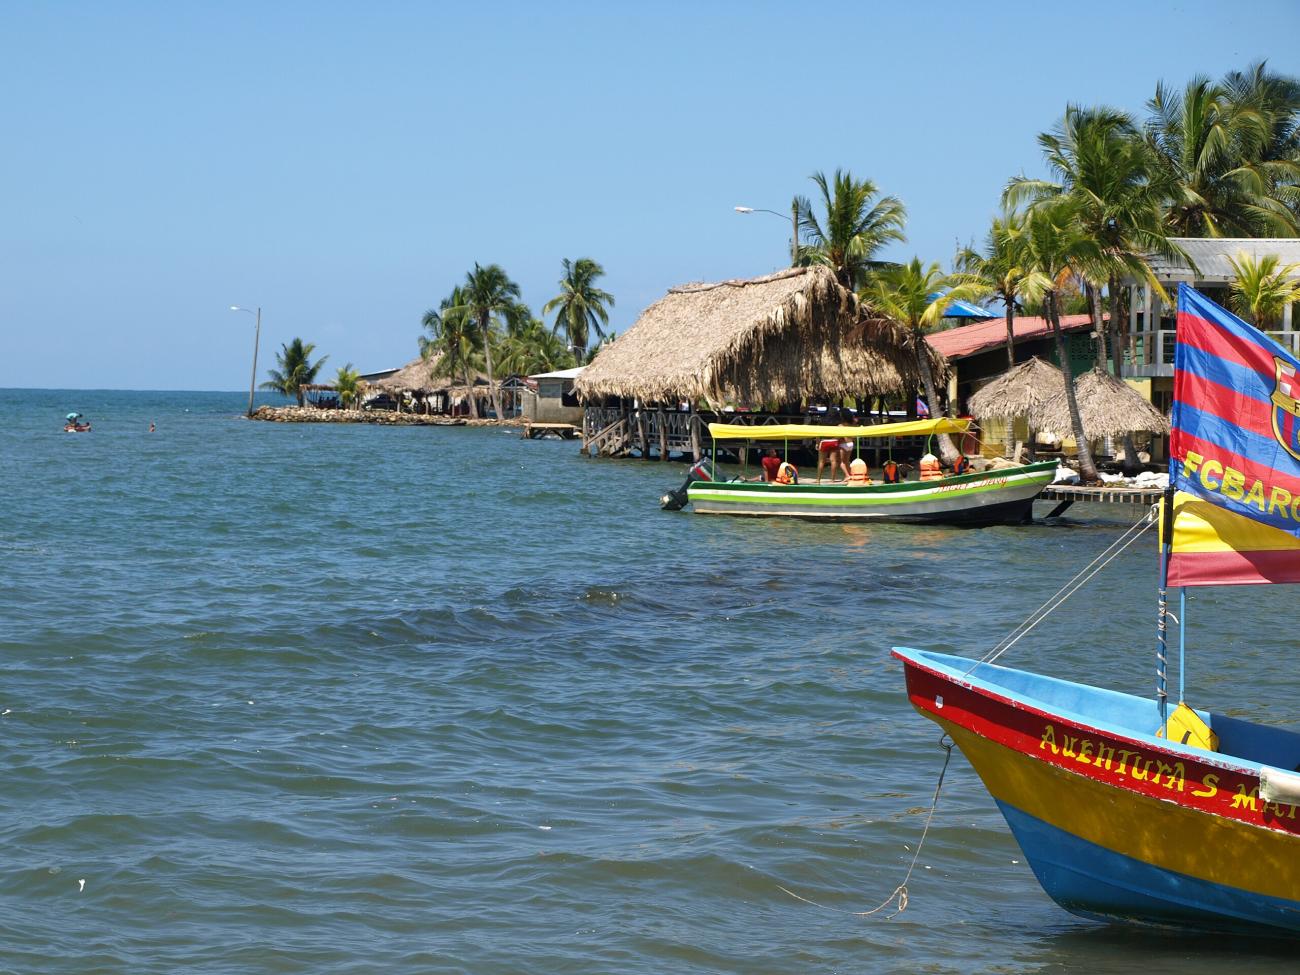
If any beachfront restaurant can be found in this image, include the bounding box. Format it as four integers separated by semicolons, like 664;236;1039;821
573;265;948;463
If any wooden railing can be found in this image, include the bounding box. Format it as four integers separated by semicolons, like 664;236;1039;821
1122;328;1300;378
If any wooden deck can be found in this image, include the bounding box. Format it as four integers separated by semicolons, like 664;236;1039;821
523;421;580;440
1038;483;1164;517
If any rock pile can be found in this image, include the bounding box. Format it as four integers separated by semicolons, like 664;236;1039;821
250;406;523;428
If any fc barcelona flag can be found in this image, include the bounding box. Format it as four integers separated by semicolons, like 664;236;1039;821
1171;284;1300;540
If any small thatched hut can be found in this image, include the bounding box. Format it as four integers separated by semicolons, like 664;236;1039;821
1034;368;1171;441
968;358;1063;421
574;266;945;405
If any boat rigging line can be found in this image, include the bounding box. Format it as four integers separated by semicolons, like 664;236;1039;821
776;733;954;920
966;505;1158;676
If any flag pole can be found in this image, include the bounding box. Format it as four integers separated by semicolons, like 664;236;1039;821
1156;485;1175;732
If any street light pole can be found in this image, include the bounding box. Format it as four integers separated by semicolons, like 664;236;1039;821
734;205;798;266
231;305;262;417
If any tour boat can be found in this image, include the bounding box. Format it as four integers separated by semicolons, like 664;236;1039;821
680;418;1057;525
896;285;1300;935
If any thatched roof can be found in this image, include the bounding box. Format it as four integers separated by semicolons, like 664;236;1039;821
573;266;946;404
968;358;1063;421
373;356;440;393
1034;368;1171;439
373;355;490;394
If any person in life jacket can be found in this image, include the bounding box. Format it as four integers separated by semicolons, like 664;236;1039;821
919;453;943;480
846;457;871;485
776;461;799;484
882;459;903;484
951;454;972;475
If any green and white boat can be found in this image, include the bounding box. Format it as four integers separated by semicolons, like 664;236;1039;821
683;419;1058;525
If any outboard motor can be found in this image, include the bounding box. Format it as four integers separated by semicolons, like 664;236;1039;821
660;458;717;511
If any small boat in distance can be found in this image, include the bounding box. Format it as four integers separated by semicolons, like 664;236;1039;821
674;417;1057;525
896;285;1300;935
64;412;91;433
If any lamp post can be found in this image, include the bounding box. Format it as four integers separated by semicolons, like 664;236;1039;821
734;203;800;265
230;305;261;417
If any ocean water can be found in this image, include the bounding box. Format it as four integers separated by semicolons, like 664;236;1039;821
0;388;1295;974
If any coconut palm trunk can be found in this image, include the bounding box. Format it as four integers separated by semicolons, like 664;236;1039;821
1107;276;1141;474
1004;299;1016;370
479;311;503;419
1047;291;1098;482
912;327;959;464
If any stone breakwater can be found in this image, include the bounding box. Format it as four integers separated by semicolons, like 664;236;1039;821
250;406;523;427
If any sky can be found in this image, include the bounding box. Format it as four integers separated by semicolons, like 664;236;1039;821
3;0;1299;391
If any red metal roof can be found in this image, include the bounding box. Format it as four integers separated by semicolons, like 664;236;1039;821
926;313;1100;361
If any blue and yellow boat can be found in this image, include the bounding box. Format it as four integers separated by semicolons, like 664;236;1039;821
896;286;1300;935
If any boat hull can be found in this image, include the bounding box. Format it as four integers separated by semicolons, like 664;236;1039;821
686;461;1057;525
893;647;1300;935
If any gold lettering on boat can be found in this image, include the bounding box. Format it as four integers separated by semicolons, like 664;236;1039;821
1075;740;1095;765
1094;744;1115;770
1040;725;1059;754
1231;785;1260;812
1192;774;1219;798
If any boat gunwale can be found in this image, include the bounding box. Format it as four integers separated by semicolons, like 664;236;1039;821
892;645;1270;779
688;459;1059;496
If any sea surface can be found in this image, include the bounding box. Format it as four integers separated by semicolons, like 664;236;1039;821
1;388;1295;974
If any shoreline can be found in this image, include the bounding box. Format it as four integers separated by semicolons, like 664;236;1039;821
249;405;525;427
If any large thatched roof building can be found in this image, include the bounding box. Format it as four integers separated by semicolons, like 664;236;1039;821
1034;368;1170;439
574;266;945;405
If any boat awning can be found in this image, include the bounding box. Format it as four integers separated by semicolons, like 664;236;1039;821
707;417;970;440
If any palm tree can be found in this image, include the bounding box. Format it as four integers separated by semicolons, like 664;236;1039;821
1227;252;1300;328
1017;199;1106;483
261;338;327;407
1008;106;1179;371
542;258;615;360
861;258;987;464
334;363;364;408
447;264;523;419
498;317;577;375
957;210;1037;369
795;169;907;290
421;286;481;417
1145;72;1300;237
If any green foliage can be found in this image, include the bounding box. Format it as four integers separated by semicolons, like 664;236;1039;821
542;258;614;358
796;169;906;290
497;317;577;375
334;363;363;407
1145;62;1300;236
261;338;328;407
1227;251;1300;327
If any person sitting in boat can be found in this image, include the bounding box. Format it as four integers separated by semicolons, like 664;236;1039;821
951;454;973;476
846;457;871;485
882;459;904;484
919;453;943;481
775;460;798;485
745;448;782;482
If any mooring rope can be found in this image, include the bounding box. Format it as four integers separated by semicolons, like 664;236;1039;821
967;504;1158;676
776;733;954;919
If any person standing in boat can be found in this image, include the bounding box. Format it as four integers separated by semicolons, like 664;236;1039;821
816;408;845;483
838;409;859;476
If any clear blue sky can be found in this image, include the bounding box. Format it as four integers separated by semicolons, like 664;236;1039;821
3;0;1298;390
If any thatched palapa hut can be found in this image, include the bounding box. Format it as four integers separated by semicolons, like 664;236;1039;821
968;357;1063;457
575;266;945;405
1034;368;1171;442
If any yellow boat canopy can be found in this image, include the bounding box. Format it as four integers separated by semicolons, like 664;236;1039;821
707;417;970;441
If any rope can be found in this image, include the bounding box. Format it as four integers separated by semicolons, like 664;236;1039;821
776;734;954;919
966;504;1157;676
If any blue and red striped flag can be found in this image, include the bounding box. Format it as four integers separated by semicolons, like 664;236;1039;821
1171;283;1300;540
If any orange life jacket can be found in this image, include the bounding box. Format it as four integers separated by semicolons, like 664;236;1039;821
952;455;972;475
847;458;871;484
776;461;798;485
882;460;901;483
919;454;943;481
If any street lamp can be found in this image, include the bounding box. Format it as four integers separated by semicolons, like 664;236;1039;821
230;305;262;417
734;203;800;265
